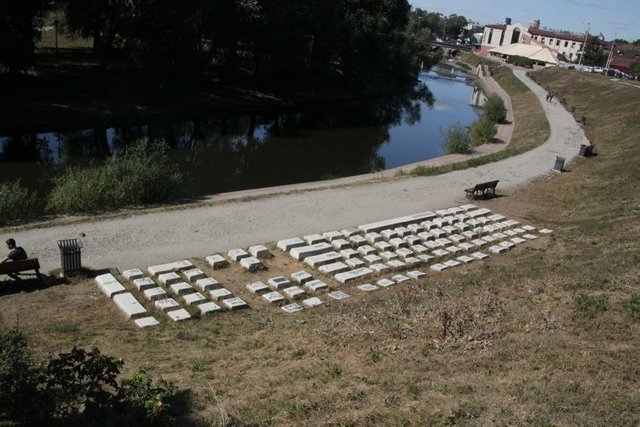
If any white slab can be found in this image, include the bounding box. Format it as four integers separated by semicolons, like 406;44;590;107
158;272;181;286
407;270;427;279
457;255;475;264
471;239;487;247
169;282;194;296
403;235;422;246
349;235;367;247
458;243;476;252
345;258;365;269
209;288;233;301
198;302;222;315
331;239;351;250
539;229;553;234
511;237;527;245
420;221;436;231
143;287;167;301
417;254;434;263
523;234;538;240
228;248;250;262
133;277;156;291
95;273;126;298
492;232;507;240
291;270;313;285
407;223;425;234
389;238;407;249
319;262;349;275
393;226;410;237
290;242;333;261
365;232;383;244
195;277;219;292
392;274;410;283
488;214;506;222
430;263;449;272
462;230;479;239
411;244;428;253
459;203;477;211
489;245;507;254
512;228;525;234
113;293;147;319
432;249;449;258
446;246;462;255
277;237;306;252
357;245;377;256
444;260;461;268
381;229;398;240
376;278;395;287
328;291;350;300
357;284;378;292
134;317;160;328
387;260;406;269
302;297;323;307
322;231;343;242
223;297;249;310
358;211;436;233
248;245;271;259
340;248;359;259
183;292;207;305
147;260;193;277
205;254;229;269
341;227;360;238
304;280;328;292
262;291;285;304
395;248;414;258
374;241;393;251
504;229;518;237
247;281;269;294
498;241;516;250
304;234;326;245
304;251;341;268
363;254;382;264
155;298;180;311
122;268;144;281
183;268;206;283
166;309;191;322
240;256;263;272
449;234;465;243
471;252;489;260
521;225;536;231
283;286;305;299
335;267;373;284
369;263;390;273
282;303;304;313
268;276;291;290
379;251;398;261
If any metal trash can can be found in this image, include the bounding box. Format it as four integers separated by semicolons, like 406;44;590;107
57;239;83;276
553;156;565;172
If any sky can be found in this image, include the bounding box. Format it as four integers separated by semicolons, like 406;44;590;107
408;0;640;42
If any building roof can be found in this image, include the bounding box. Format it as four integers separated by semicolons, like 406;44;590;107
490;43;558;65
528;28;585;43
486;24;506;30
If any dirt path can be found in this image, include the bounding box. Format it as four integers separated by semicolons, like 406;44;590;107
5;69;588;273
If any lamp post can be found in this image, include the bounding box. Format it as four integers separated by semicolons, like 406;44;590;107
578;22;590;65
605;33;616;70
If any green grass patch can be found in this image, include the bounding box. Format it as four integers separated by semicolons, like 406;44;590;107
574;293;609;318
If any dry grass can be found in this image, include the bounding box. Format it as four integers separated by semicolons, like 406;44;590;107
2;67;640;425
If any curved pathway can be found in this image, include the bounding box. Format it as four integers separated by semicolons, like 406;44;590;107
6;69;588;273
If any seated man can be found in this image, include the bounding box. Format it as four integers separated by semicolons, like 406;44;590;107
1;238;28;280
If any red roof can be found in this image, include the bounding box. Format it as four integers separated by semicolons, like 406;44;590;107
528;27;585;43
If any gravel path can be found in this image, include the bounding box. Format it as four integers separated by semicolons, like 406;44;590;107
6;69;588;273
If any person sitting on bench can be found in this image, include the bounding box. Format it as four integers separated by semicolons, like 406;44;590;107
1;238;28;279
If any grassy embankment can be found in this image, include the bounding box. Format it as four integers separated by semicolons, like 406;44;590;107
1;67;640;425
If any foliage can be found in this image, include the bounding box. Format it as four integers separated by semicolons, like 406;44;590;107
583;35;607;67
627;294;640;320
630;62;640;76
119;368;178;421
468;117;497;146
0;0;51;73
484;94;507;123
506;55;534;68
47;139;183;214
441;122;470;154
574;293;609;318
0;179;39;226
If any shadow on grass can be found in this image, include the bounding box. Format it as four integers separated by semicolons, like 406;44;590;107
0;273;67;296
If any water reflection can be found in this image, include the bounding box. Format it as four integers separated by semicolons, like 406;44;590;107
0;67;478;198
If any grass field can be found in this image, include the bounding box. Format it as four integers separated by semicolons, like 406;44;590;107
1;66;639;425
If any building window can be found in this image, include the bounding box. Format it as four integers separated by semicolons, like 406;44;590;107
572;42;575;48
488;29;493;45
565;41;568;47
499;30;505;46
556;39;560;46
541;37;545;43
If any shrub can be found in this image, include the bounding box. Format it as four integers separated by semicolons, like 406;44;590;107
468;117;497;146
0;180;39;226
441;122;471;154
506;55;534;68
484;94;507;123
48;139;183;214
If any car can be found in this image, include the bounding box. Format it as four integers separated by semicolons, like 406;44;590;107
593;66;604;73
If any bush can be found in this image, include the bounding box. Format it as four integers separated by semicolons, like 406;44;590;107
506;55;534;68
0;180;39;226
441;122;471;154
468;117;497;146
48;139;183;214
484;94;507;123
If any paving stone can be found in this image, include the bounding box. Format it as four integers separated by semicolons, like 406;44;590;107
240;256;264;272
455;214;470;223
198;302;222;315
380;229;398;241
499;241;516;250
134;317;160;328
431;229;446;239
283;286;305;299
420;234;437;244
169;282;194;296
365;232;383;244
291;270;313;285
444;260;461;268
389;238;408;249
521;225;536;231
228;248;250;262
155;298;180;311
268;276;292;290
318;262;349;275
449;234;465;243
503;229;518;237
262;291;285;304
467;218;482;227
403;235;422;246
457;255;475;264
304;234;326;245
290;242;333;261
335;267;373;283
392;274;410;283
471;252;489;260
503;219;520;227
374;241;393;251
411;244;428;254
376;278;395;288
394;226;411;237
476;216;491;224
357;245;377;256
122;268;144;281
432;217;448;228
404;257;421;266
113;293;147;319
483;224;497;233
340;248;359;259
379;251;398;261
196;277;220;292
345;258;365;269
387;259;406;269
488;214;506;222
323;231;343;242
489;245;507;254
421;221;436;231
407;223;425;234
432;249;449;258
331;239;351;250
459;203;478;211
458;242;476;252
247;281;269;294
341;227;360;238
493;222;507;230
369;263;390;273
143;287;167;301
183;292;207;305
282;303;304;313
407;270;427;279
442;225;458;235
277;237;306;252
133;277;156;291
348;235;367;247
358;211;435;233
304;280;328;292
166;309;191;322
511;237;527;245
357;283;379;292
209;288;234;301
363;254;382;264
512;228;525;234
471;239;487;247
158;272;181;286
523;234;538;240
183;268;206;283
482;235;496;243
223;297;249;310
328;291;350;300
430;263;448;272
395;248;414;258
417;254;434;263
305;251;342;268
147;260;194;277
249;244;271;258
95;273;127;298
302;297;323;307
539;229;553;234
205;254;229;269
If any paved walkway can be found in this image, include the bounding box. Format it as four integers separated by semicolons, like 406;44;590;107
6;69;588;273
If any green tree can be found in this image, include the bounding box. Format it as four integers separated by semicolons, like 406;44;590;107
469;117;497;146
441;122;470;154
583;34;607;66
484;94;507;123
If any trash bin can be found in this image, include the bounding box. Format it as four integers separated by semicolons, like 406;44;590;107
553;156;565;172
579;144;587;156
57;239;83;276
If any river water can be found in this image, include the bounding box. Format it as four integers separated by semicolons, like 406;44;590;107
0;66;478;198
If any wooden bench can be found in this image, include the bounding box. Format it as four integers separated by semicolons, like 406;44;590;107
0;258;44;284
465;180;499;200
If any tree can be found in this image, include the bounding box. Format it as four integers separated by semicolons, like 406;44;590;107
0;0;52;74
583;34;607;66
469;117;497;146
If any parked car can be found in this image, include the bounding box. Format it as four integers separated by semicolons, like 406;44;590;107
593;66;604;73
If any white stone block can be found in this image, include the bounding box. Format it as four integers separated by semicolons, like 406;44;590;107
521;225;536;231
504;229;518;236
488;214;506;222
158;272;181;286
387;260;406;269
183;268;206;283
183;292;207;305
512;228;525;234
322;231;344;242
379;251;398;261
240;256;263;272
341;227;360;238
283;286;305;299
374;241;393;251
462;230;478;239
155;298;180;311
167;309;191;322
458;243;476;252
143;287;167;301
196;277;219;292
523;234;538;240
319;262;349;275
357;245;377;256
209;288;233;301
511;237;527;245
113;293;147;319
394;226;411;237
430;263;449;272
431;229;446;239
471;239;487;247
369;263;389;273
457;255;475;264
199;302;221;315
443;225;457;235
499;241;516;250
446;246;462;255
331;239;351;250
489;245;507;254
365;232;383;244
358;211;436;234
395;248;414;259
147;260;193;277
228;248;249;262
449;234;465;243
282;303;304;313
482;235;496;243
134;317;160;328
404;257;420;266
122;268;144;281
459;203;477;211
349;235;367;247
389;238;407;249
403;235;422;246
290;242;332;261
432;249;449;258
169;282;194;296
262;291;285;304
357;284;378;292
304;280;328;292
335;267;373;284
381;229;398;240
305;251;342;268
223;297;249;310
492;232;507;240
304;234;326;245
339;248;359;259
417;254;434;263
277;237;306;252
302;297;323;307
95;273;126;298
421;221;436;231
246;281;269;294
376;278;395;288
205;254;229;269
408;223;425;234
411;244;428;253
392;274;410;283
407;270;426;279
133;277;156;291
268;276;291;290
328;291;350;300
291;270;313;285
471;252;489;260
539;229;553;234
444;260;461;268
363;254;382;264
345;258;365;269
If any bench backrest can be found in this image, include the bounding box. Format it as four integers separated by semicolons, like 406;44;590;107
0;258;40;274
